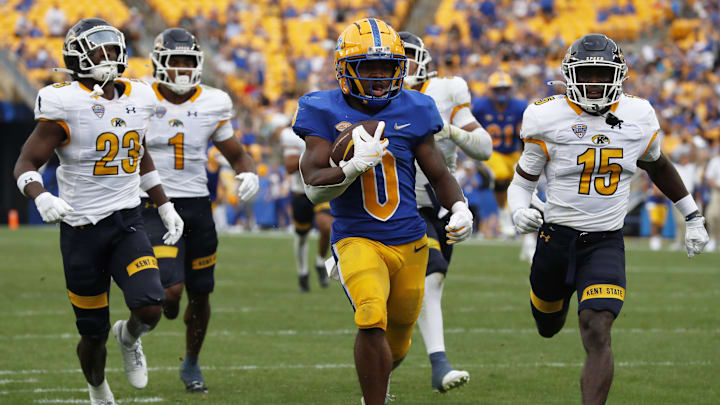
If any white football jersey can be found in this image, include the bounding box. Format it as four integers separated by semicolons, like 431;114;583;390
517;94;661;232
413;76;476;208
280;127;305;194
144;81;234;198
34;79;156;226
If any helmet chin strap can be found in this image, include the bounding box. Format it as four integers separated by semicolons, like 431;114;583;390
167;75;194;94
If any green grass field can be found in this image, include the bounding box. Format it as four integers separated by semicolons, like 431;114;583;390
0;227;718;404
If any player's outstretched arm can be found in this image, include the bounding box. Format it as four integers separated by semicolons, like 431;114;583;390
638;153;709;257
139;142;184;245
14;121;74;223
215;137;259;202
436;120;493;161
416;135;473;244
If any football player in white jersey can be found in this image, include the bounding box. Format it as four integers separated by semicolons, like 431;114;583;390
400;31;492;393
13;18;184;405
280;126;332;291
508;34;710;404
142;28;259;393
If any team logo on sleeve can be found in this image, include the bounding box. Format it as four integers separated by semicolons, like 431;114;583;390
155;106;167;118
111;118;126;127
335;121;352;131
571;123;587;138
591;134;610;145
168;119;184;128
92;104;105;118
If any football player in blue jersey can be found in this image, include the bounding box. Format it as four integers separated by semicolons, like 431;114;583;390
471;72;528;235
293;18;474;405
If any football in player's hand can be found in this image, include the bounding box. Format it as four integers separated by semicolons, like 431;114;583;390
330;120;384;166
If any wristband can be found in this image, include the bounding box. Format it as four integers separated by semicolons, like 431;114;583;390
685;211;702;222
16;171;43;197
673;194;698;217
140;170;162;192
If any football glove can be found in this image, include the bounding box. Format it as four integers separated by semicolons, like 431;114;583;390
512;207;543;234
445;201;473;244
685;216;709;258
34;192;74;223
434;120;451;141
342;121;388;179
158;202;184;245
235;172;260;202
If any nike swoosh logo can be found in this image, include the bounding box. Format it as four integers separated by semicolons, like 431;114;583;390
394;123;411;130
414;244;427;253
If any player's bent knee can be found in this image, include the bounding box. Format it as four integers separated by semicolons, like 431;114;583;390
531;302;568;338
132;305;162;329
74;307;111;337
354;299;387;330
579;309;613;350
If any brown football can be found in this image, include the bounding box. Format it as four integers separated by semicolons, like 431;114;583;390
330;120;384;166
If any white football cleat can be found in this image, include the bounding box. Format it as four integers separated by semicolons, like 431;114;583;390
112;320;148;389
88;378;115;405
435;369;470;392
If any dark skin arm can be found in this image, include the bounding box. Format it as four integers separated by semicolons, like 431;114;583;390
637;153;697;212
415;134;465;209
13;121;66;199
299;135;346;186
214;136;257;174
284;152;300;174
139;139;169;206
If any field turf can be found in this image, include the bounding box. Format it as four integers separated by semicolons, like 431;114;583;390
0;227;717;404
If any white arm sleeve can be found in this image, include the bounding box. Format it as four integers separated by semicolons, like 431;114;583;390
449;125;492;161
299;152;354;204
450;105;476;129
211;120;234;142
507;173;538;214
517;141;547;176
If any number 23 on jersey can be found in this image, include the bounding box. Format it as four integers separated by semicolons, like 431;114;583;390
93;131;141;175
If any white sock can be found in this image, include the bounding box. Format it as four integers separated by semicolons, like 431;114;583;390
294;233;309;276
88;378;114;402
121;320;138;347
417;272;446;355
315;254;325;268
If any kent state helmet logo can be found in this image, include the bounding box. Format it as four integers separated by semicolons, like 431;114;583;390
155;106;167;118
111;118;126;127
168;119;184;128
92;104;105;118
592;134;610;145
572;123;587;138
335;121;352;132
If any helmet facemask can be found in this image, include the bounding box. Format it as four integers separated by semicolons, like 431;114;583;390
151;49;203;95
63;26;127;83
403;40;432;87
337;46;406;108
562;53;627;113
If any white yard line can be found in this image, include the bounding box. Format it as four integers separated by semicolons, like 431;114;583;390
0;378;39;385
0;360;711;380
34;398;164;404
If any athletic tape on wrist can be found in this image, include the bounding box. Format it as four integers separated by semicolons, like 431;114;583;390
140;170;161;192
673;194;698;218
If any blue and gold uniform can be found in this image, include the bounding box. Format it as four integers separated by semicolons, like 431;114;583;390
471;75;527;183
293;86;443;360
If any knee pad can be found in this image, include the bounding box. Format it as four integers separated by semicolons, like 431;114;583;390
426;247;448;276
73;307;110;336
354;299;387;330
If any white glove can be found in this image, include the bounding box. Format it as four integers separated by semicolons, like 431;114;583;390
158;202;184;245
34;192;74;223
512;208;543;234
445;201;473;244
685;216;709;258
342;121;388;178
235;172;260;202
434;120;450;141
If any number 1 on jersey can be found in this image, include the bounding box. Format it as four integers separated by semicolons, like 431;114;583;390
169;132;184;170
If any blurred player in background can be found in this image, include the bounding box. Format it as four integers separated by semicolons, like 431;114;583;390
294;18;473;405
472;71;527;236
508;33;709;405
705;147;720;251
143;28;258;393
400;30;492;393
14;18;184;405
280;126;332;291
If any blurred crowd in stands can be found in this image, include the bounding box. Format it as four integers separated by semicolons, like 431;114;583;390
4;0;720;249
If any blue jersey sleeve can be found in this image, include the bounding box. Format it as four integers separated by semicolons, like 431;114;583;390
292;92;333;142
414;95;443;147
